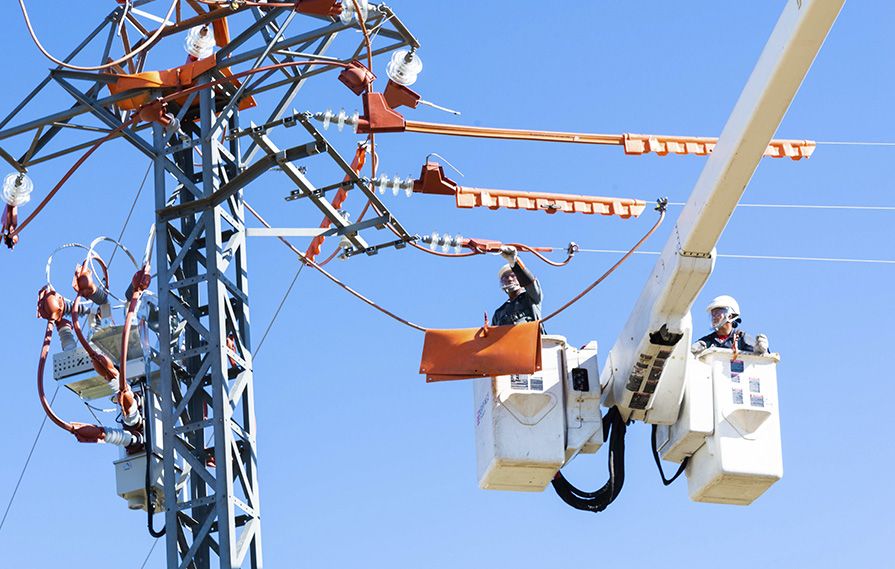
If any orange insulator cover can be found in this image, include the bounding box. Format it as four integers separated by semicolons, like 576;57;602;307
455;187;647;219
419;320;542;382
622;133;816;160
413;162;645;218
107;55;256;112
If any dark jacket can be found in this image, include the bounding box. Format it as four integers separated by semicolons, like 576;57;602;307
492;262;542;326
698;329;757;352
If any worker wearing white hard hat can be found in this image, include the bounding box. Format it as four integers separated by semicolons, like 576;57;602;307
691;295;769;354
492;245;542;327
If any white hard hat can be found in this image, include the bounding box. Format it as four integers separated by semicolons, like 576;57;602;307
498;264;514;279
706;295;740;317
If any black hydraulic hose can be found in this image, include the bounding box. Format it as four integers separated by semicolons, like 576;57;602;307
650;424;689;486
143;381;165;537
551;407;627;513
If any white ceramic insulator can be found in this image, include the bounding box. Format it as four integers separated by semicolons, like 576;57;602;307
386;50;423;86
2;173;33;206
339;0;369;24
122;405;142;427
184;26;215;59
453;234;464;254
57;325;77;352
441;233;451;253
401;178;414;197
375;174;389;194
104;427;138;447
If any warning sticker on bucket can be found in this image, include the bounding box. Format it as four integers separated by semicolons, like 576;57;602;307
509;375;544;391
510;375;529;390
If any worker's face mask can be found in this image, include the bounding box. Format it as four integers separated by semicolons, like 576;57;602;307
711;307;733;330
500;272;522;296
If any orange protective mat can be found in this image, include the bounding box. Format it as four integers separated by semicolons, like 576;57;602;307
420;320;542;382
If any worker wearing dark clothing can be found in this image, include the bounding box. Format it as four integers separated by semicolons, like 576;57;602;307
697;329;758;352
493;246;542;326
691;295;769;355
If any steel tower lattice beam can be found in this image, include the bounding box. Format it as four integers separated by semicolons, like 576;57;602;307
0;2;417;568
152;78;261;568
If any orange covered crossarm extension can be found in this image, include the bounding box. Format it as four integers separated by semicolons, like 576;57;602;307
420;320;542;382
403;121;816;161
413;163;646;219
304;144;367;262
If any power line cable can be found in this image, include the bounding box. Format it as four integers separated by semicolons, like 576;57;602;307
18;0;179;72
816;141;895;147
0;384;60;534
568;248;895;265
139;536;160;569
255;262;306;357
109;163;152;266
667;202;895;211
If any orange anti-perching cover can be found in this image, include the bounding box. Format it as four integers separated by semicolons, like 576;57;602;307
420;321;542;382
107;54;256;112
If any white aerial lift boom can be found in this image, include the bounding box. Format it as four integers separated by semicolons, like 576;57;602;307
597;0;845;503
474;0;844;508
601;0;845;424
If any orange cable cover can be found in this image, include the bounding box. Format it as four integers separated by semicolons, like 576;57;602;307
420;320;542;382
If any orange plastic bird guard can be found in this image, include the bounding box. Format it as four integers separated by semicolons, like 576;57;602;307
413;163;646;219
107;54;256;112
420;320;543;382
622;134;816;160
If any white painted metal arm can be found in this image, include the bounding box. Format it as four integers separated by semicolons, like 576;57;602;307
600;0;845;423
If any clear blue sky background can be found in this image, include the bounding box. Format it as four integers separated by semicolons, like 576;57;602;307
0;2;892;568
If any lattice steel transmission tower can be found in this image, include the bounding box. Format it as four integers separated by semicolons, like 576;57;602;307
0;3;417;567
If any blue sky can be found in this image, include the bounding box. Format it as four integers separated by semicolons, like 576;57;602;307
0;1;892;568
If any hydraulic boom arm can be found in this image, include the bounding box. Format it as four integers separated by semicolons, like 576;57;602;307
600;0;845;423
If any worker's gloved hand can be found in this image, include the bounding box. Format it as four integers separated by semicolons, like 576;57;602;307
690;340;707;355
500;245;517;265
755;334;769;354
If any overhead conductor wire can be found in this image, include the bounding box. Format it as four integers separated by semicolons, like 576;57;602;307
0;384;60;534
540;202;666;324
245;197;665;332
568;248;895;265
244;201;427;331
666;202;895;211
18;0;180;71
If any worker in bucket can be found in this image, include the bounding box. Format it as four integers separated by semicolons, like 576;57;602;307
492;246;543;326
691;295;769;354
